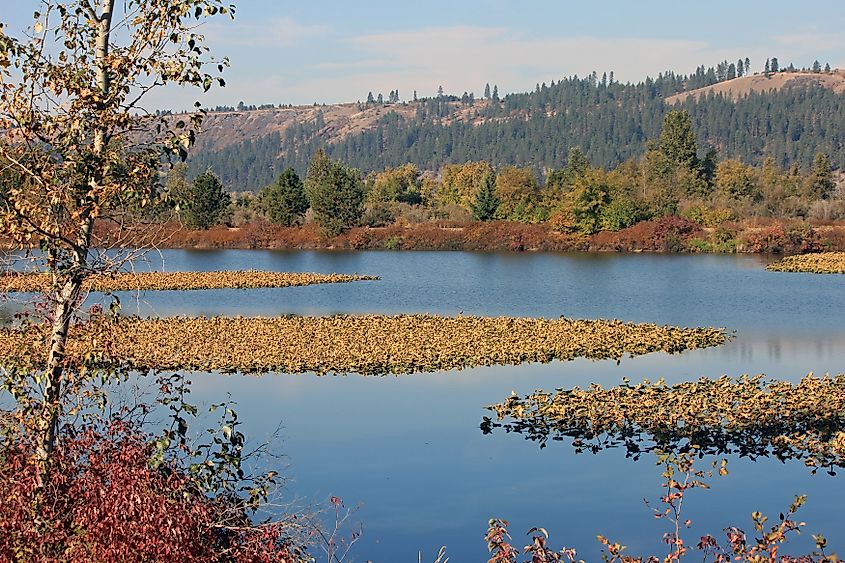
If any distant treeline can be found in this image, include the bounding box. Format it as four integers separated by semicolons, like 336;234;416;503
185;59;845;191
172;108;844;250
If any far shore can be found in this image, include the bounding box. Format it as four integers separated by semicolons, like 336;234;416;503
80;217;845;255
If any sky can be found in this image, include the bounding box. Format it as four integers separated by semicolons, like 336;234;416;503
4;0;845;110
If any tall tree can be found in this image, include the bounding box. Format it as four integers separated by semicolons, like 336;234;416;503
484;83;491;99
806;152;835;199
182;170;230;229
305;154;365;236
471;172;499;221
259;167;308;226
770;57;779;72
658;110;699;170
0;0;232;456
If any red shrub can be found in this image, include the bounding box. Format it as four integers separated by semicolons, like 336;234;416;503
0;421;302;563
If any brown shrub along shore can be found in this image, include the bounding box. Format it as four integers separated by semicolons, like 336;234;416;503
86;217;845;254
0;315;727;375
0;270;379;292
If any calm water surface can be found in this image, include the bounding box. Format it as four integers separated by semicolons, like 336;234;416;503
5;250;845;559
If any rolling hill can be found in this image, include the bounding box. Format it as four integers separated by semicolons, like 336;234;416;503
184;67;845;191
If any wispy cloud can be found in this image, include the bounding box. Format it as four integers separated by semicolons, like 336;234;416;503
204;17;331;49
289;26;756;102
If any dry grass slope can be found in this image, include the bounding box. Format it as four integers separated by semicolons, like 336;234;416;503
666;70;845;104
0;315;727;375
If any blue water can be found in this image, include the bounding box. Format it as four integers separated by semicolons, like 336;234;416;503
4;250;845;560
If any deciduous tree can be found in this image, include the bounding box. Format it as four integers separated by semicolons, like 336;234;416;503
0;0;233;456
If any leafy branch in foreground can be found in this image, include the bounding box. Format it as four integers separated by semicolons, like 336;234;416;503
483;374;845;473
0;0;233;457
486;453;838;562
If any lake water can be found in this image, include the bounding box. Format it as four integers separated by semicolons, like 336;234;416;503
4;250;845;560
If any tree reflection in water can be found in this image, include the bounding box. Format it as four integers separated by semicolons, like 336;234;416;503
482;374;845;475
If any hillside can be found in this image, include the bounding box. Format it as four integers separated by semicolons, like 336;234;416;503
185;66;845;191
666;70;845;103
192;99;490;154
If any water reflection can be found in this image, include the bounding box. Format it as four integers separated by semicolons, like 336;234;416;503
481;375;845;475
2;250;845;559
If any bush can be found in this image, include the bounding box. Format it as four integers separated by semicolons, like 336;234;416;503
0;419;306;563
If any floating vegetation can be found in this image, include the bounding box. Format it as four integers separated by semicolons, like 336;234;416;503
0;315;726;375
0;270;378;292
766;252;845;274
482;374;845;473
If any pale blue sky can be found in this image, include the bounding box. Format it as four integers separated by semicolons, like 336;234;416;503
4;1;845;109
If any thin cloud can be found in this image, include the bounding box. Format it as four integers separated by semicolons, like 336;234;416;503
204;17;331;49
294;26;761;103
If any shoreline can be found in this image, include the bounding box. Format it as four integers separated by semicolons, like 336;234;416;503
86;217;845;254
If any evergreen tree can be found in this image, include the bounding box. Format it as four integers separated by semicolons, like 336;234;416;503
765;59;771;74
484;83;491;99
807;152;835;199
305;154;365;236
258;167;309;226
437;85;444;98
659;110;699;169
492;85;499;102
367;91;374;104
812;60;822;73
377;93;383;104
565;147;590;178
737;59;744;77
825;63;832;72
745;57;751;74
471;172;500;221
181;170;230;230
770;57;779;72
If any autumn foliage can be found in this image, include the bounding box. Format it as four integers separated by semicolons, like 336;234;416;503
0;419;305;563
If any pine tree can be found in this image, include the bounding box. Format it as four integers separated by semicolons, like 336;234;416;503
367;91;374;104
770;57;779;72
181;170;231;230
737;59;744;77
492;85;499;102
765;59;771;74
259;167;309;226
305;155;365;236
484;83;491;99
471;172;499;221
808;152;835;199
745;57;751;74
825;63;832;73
659;110;699;169
437;85;444;98
812;60;822;73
